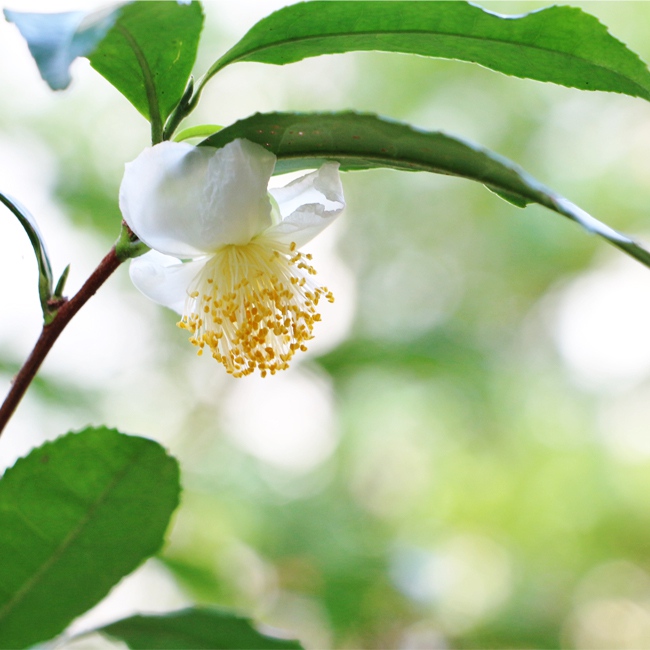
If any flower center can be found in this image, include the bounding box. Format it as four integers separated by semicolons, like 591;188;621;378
177;239;334;378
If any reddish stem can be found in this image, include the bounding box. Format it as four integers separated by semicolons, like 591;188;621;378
0;247;122;437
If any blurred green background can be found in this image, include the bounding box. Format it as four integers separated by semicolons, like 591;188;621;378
3;1;650;648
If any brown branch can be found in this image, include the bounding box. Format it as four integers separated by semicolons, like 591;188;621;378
0;247;123;437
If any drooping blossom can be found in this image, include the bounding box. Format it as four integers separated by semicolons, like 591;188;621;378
119;138;345;377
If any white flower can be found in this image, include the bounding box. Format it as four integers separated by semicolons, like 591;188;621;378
119;138;345;377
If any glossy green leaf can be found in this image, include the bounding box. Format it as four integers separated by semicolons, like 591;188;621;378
202;112;650;269
89;1;204;142
3;7;117;90
199;1;650;101
0;427;180;649
98;608;303;650
0;192;54;321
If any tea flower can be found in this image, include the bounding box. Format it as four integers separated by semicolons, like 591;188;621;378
119;138;345;377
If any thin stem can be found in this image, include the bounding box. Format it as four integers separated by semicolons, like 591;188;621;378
0;247;123;437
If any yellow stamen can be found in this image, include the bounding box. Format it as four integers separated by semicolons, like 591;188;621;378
177;239;333;377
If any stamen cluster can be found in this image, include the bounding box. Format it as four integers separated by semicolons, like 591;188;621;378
178;240;334;377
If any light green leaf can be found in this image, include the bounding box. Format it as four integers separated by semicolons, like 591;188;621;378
89;1;204;142
3;7;117;91
202;112;650;269
0;427;180;649
173;124;223;143
97;608;303;650
0;192;54;322
198;1;650;101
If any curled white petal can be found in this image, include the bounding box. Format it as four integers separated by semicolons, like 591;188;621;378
120;139;276;258
129;250;207;314
266;162;345;248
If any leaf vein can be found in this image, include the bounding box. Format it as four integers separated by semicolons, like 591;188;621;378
0;447;147;624
219;29;649;97
115;23;163;143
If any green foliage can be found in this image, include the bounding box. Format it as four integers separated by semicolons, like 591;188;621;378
203;1;650;100
89;1;204;142
0;428;180;649
203;111;650;269
98;607;303;649
4;1;650;649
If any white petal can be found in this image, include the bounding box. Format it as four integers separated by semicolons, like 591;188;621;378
265;162;345;248
129;250;207;314
119;139;276;257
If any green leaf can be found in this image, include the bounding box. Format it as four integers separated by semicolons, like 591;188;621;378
0;427;180;649
3;7;118;91
202;111;650;270
89;1;204;142
97;608;303;650
0;192;54;322
199;1;650;101
173;124;223;143
488;188;531;209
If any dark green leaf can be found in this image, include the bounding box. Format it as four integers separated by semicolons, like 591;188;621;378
3;7;117;90
89;1;204;141
202;111;650;270
200;1;650;101
489;188;531;209
98;608;303;650
0;192;54;321
0;427;180;649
